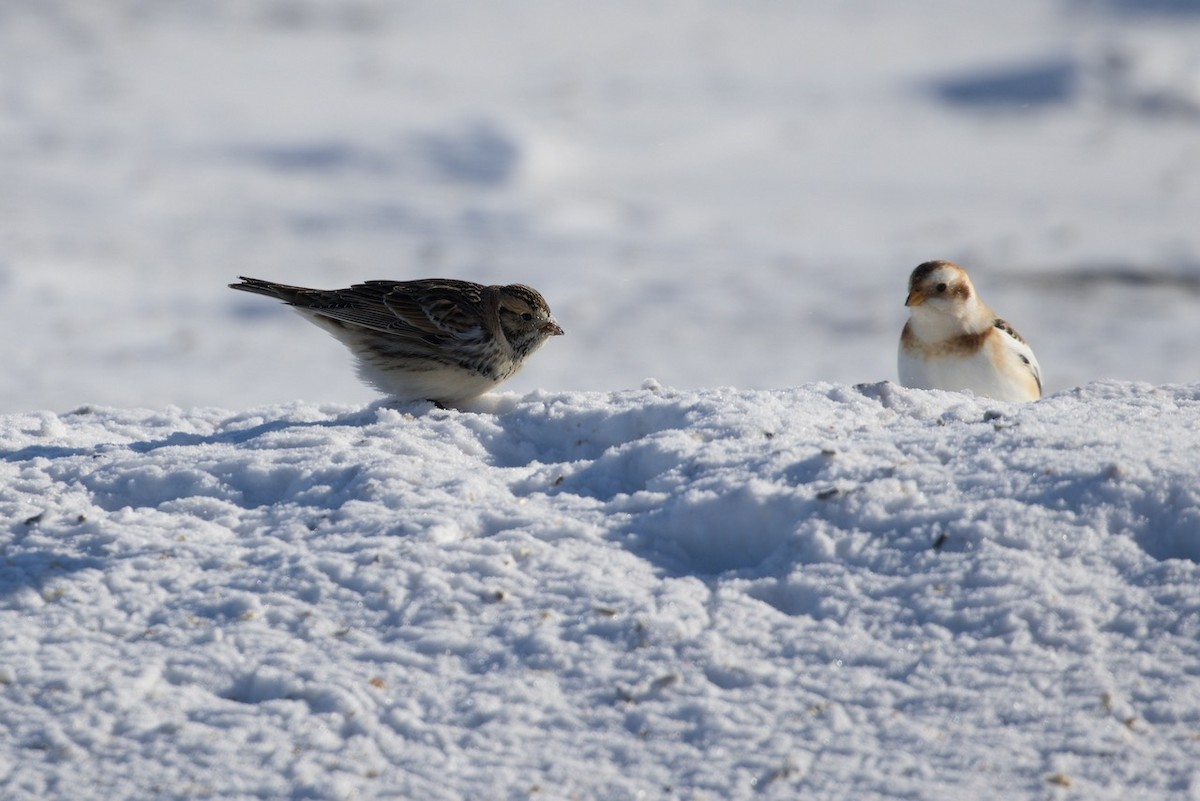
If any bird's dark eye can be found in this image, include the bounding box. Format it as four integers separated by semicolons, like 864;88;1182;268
936;282;947;293
521;312;533;321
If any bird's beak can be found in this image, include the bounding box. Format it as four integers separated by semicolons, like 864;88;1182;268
542;320;564;336
905;290;925;307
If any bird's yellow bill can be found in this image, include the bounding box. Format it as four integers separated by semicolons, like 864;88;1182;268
905;290;926;307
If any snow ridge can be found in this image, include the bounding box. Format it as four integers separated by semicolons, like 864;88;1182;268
3;382;1199;799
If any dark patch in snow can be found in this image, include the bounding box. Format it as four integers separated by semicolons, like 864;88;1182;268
1070;0;1200;16
224;120;519;188
931;59;1078;108
229;140;395;173
1025;263;1200;294
413;121;520;187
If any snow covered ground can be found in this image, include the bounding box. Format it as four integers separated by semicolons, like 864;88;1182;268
3;383;1200;799
3;1;1200;799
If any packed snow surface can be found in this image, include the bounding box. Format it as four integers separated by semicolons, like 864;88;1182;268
3;382;1200;799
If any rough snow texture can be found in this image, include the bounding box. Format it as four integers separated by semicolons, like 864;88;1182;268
3;382;1200;800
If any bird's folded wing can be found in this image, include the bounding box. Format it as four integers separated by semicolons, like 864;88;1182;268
994;318;1042;395
378;282;487;341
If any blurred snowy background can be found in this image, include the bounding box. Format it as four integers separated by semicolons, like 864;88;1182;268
2;0;1200;412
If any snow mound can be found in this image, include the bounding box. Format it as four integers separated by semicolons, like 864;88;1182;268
3;382;1200;799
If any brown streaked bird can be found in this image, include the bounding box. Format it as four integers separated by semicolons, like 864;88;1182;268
898;260;1042;402
230;277;563;405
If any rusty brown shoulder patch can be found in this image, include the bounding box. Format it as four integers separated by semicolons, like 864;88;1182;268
902;322;989;357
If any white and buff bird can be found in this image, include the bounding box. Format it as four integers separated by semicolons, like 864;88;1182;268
898;260;1042;402
230;277;563;405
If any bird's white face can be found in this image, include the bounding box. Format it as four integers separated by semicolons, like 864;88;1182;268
905;262;974;317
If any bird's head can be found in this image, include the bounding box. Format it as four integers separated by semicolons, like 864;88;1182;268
906;260;981;316
496;284;563;356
